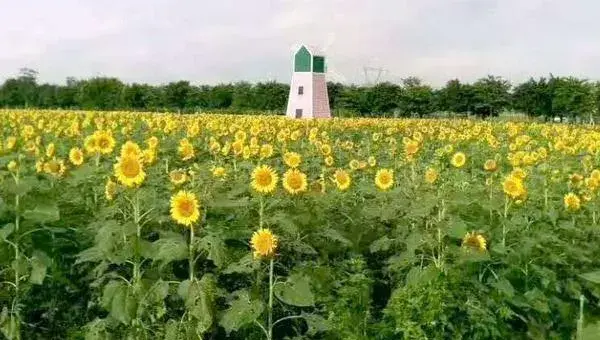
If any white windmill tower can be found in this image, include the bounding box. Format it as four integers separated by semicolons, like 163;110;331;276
285;45;332;119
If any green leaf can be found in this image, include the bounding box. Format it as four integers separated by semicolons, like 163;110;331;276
5;177;35;196
29;252;50;285
274;274;315;307
322;228;352;247
101;281;136;325
447;218;468;239
219;290;264;335
0;223;15;240
151;232;187;267
493;278;515;298
223;254;259;274
23;203;60;223
370;235;392;253
303;313;329;336
581;321;600;340
580;270;600;284
405;265;439;287
199;234;227;268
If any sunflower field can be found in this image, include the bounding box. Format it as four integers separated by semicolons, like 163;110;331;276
2;109;600;339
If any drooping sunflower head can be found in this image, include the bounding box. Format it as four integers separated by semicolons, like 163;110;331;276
462;232;487;251
451;152;466;168
283;169;308;195
251;228;278;259
43;158;66;178
178;139;195;161
170;190;201;227
564;192;581;212
105;178;117;201
69;147;84;166
7;160;18;173
169;169;188;185
284;152;302;168
375;168;394;191
114;154;146;188
424;167;439;184
251;165;278;194
46;143;56;158
333;169;351;191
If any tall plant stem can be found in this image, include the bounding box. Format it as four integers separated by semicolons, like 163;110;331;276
12;167;22;340
502;197;509;247
259;196;265;228
189;226;195;282
267;258;274;340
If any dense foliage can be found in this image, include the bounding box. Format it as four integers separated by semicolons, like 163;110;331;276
2;109;600;339
2;69;600;119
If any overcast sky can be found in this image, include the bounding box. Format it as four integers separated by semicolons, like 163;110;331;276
1;0;599;87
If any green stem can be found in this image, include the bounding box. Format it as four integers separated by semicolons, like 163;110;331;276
502;197;509;247
189;226;195;282
132;191;142;286
259;196;265;228
267;258;274;340
13;166;22;340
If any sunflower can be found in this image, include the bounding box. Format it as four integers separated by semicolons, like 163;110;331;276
69;147;84;166
282;168;308;195
483;159;497;172
146;136;159;149
43;158;66;178
404;140;419;156
368;156;377;167
333;169;351;191
142;148;156;165
84;135;98;154
170;191;201;227
212;166;227;179
462;232;487;251
349;159;360;170
251;165;278;194
169;169;188;185
375;169;394;191
284;152;302;168
502;175;526;200
564;192;581;212
94;130;115;154
178;139;195;161
324;155;334;167
425;167;439;184
46;143;56;158
105;178;117;201
250;228;278;259
120;141;142;158
7;160;18;173
260;144;274;159
451;152;466;168
114;154;146;187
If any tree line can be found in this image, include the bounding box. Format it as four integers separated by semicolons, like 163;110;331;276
2;68;600;119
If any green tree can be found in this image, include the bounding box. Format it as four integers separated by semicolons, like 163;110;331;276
76;77;125;110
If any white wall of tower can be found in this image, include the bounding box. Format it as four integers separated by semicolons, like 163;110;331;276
286;72;314;118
